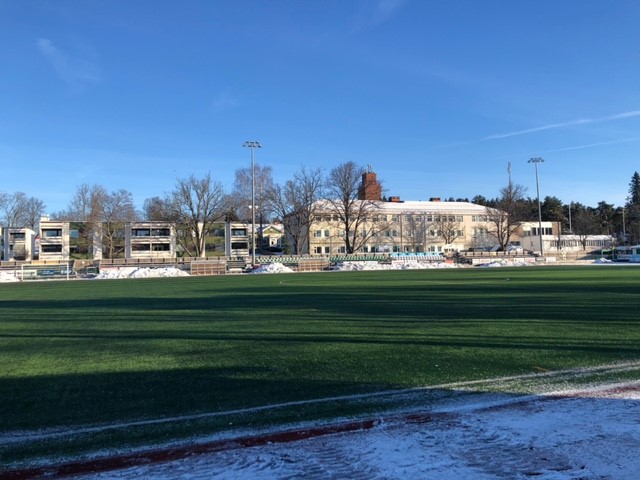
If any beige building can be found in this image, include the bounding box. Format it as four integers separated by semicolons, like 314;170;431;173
305;199;494;255
125;223;176;259
1;227;36;261
39;218;175;261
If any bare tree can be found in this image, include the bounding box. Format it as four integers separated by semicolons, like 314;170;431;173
486;181;527;250
232;164;274;222
143;196;174;222
19;197;47;231
324;162;382;254
52;184;109;258
267;167;324;254
430;213;463;246
57;184;108;222
166;173;227;257
402;214;427;252
102;189;139;259
0;192;28;227
572;208;599;250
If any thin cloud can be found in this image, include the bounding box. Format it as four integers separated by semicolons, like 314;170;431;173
212;89;240;113
36;38;102;88
541;136;640;154
483;110;640;141
354;0;408;30
497;137;640;160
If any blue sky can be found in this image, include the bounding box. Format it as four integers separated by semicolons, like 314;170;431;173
1;0;639;214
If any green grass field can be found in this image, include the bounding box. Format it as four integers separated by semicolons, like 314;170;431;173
2;265;640;465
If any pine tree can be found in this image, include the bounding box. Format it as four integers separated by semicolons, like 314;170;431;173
628;171;640;206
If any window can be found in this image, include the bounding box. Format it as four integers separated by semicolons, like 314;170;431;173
456;216;464;222
338;246;346;253
314;246;323;254
324;230;330;237
133;229;151;237
152;243;170;251
324;246;330;254
42;244;63;253
314;230;323;238
391;215;399;222
231;242;248;250
42;229;62;237
231;228;247;236
10;232;25;240
132;244;151;251
151;228;171;236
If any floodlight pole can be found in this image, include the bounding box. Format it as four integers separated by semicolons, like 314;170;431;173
243;141;261;266
528;157;544;257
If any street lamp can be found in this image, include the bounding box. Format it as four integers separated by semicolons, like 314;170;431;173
528;157;544;257
243;141;261;266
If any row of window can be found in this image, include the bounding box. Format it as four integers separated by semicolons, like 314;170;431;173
132;228;171;237
131;243;172;252
315;214;467;223
313;245;449;254
314;229;465;238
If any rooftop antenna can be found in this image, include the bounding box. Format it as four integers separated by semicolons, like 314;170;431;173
367;164;373;173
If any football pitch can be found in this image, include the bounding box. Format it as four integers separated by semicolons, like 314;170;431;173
2;265;640;466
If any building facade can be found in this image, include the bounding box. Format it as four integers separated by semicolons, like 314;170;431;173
1;227;36;261
39;218;175;261
304;199;495;255
516;221;613;254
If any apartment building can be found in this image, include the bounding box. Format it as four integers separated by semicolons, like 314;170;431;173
1;227;36;261
39;218;175;261
125;223;176;259
305;199;494;255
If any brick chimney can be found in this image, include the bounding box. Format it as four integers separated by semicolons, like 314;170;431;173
358;170;382;201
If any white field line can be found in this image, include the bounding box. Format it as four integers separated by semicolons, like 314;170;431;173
4;360;640;445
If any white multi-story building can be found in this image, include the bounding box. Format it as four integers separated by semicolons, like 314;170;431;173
1;227;36;261
517;221;613;254
304;199;494;255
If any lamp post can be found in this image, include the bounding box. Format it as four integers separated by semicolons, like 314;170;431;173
528;157;544;257
243;141;261;266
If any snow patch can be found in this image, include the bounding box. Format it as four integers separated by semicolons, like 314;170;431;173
0;270;20;282
94;267;190;279
476;259;533;268
594;258;613;264
249;263;295;274
335;261;456;271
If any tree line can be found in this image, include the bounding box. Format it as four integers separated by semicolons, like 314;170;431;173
2;166;640;256
474;171;640;247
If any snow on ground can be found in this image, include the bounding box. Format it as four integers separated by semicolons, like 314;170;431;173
73;381;640;480
594;258;613;264
94;267;190;279
476;259;534;268
336;260;456;271
249;263;295;274
0;270;19;282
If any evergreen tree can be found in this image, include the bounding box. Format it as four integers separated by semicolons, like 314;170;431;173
628;171;640;206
